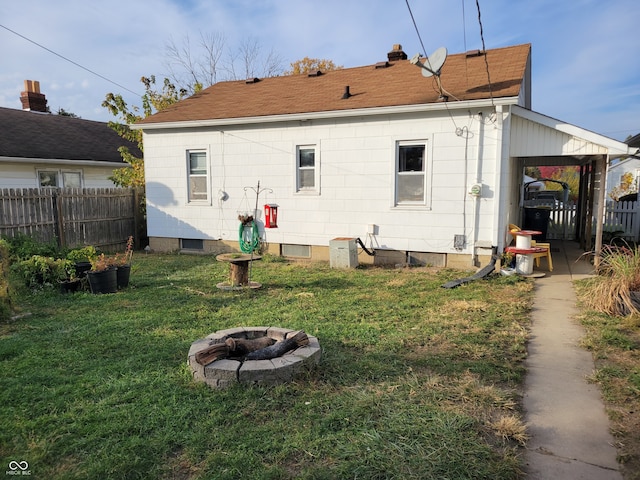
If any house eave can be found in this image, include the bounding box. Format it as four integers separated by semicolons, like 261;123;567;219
511;105;632;157
131;97;520;131
0;156;128;168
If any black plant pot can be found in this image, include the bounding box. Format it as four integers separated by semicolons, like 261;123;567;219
74;262;92;278
116;264;131;289
59;278;82;294
87;268;118;294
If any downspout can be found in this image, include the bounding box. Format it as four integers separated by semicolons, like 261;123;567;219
492;104;507;253
472;113;484;267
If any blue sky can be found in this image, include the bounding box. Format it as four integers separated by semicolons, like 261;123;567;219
1;0;638;141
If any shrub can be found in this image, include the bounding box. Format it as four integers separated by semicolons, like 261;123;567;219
67;245;97;263
582;244;640;316
12;255;73;288
2;232;60;260
0;239;12;321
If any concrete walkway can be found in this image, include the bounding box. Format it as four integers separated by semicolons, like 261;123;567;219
524;241;622;479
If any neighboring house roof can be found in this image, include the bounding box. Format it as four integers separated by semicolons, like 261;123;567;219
0;106;141;163
626;132;640;148
137;43;531;126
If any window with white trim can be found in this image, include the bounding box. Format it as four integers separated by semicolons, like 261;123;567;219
187;151;208;202
296;145;318;192
395;141;427;205
37;169;82;188
62;172;82;188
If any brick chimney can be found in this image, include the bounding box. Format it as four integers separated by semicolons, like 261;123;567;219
20;80;48;112
387;44;407;62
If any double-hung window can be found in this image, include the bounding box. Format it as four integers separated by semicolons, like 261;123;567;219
396;141;427;205
187;151;208;202
296;145;318;193
37;169;82;188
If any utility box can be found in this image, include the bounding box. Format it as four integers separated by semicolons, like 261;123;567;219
330;237;359;268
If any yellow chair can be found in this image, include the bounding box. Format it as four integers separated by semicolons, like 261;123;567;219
508;224;553;272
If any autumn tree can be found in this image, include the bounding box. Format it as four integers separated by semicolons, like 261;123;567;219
548;167;580;201
284;57;343;75
609;171;637;201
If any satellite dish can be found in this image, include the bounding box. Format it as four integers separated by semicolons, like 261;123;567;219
410;47;447;77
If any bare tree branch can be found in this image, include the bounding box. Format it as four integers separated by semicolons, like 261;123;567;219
165;32;283;87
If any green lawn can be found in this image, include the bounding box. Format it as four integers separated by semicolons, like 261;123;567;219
1;254;533;479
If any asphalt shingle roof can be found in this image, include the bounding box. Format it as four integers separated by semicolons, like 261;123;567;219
137;43;531;126
0;107;141;162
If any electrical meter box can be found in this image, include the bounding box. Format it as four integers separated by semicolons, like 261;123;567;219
329;237;359;268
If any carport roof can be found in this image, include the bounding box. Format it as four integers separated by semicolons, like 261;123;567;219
510;105;632;161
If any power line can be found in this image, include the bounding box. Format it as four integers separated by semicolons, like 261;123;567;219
0;23;141;97
404;0;428;58
474;0;494;107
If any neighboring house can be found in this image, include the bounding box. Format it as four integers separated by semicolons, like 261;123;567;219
134;43;632;266
606;157;640;200
606;134;640;200
0;80;139;189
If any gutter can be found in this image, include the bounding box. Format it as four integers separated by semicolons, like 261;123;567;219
0;156;128;168
131;97;521;131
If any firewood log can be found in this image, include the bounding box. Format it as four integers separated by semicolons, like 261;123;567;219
195;343;230;365
225;336;276;356
245;331;309;360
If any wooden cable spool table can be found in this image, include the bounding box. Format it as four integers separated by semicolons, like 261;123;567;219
216;253;262;290
505;230;546;275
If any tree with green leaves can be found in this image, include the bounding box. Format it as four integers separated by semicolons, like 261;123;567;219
57;108;80;118
102;76;193;187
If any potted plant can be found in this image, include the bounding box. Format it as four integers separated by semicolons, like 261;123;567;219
108;236;134;289
500;251;516;276
87;253;117;294
67;246;97;278
55;258;82;293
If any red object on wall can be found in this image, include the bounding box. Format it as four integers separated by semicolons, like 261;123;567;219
264;204;278;228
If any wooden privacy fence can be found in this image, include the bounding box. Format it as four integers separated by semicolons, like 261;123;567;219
0;188;143;250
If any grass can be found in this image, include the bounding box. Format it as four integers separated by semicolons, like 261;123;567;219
575;243;640;480
575;281;640;480
1;253;534;479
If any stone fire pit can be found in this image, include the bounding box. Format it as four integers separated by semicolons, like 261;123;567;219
188;327;321;389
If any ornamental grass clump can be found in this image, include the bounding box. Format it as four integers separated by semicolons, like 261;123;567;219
583;244;640;316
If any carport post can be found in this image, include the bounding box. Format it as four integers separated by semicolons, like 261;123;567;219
593;156;607;269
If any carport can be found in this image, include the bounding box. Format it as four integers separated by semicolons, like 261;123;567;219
498;105;634;265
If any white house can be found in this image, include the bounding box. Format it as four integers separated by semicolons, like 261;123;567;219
606;157;640;200
0;80;138;189
134;44;632;267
